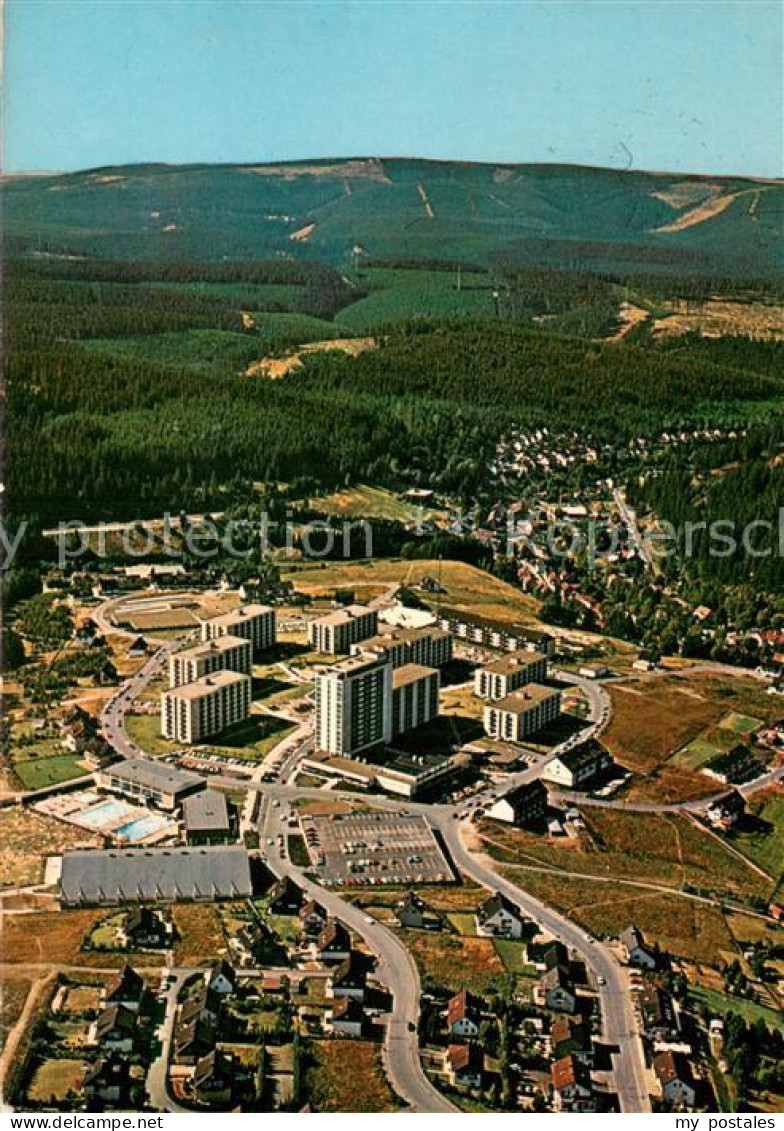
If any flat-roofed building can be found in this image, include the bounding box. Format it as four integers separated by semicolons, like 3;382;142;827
474;650;548;700
375;749;458;799
162;671;251;745
314;654;392;756
352;625;452;670
169;634;253;689
391;664;440;737
436;606;555;656
183;788;232;845
97;758;205;811
308;605;378;655
200;604;276;654
484;684;561;742
60;846;253;906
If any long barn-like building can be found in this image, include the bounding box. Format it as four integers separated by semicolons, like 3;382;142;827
60;845;253;906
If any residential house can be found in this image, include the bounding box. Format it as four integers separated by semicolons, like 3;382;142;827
173;1014;216;1067
706;789;747;830
541;967;577;1014
445;1044;483;1090
620;926;658;971
487;781;548;827
83;1054;131;1105
115;906;170;949
329;996;365;1037
101;964;144;1013
475;892;528;940
180;985;221;1028
88;1004;137;1052
317;920;352;964
328;953;367;1001
550;1017;593;1066
542;740;613;790
654;1051;696;1109
704;744;762;785
268;875;304;914
127;636;148;657
551;1054;596;1112
396;890;426;929
192;1050;236;1106
232;921;270;967
540;940;570;974
206;959;236;996
640;985;680;1042
299;899;329;936
446;990;481;1038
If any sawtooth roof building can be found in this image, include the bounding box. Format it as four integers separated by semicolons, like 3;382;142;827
60;845;253;906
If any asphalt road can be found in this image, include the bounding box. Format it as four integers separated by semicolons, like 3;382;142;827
99;643;175;757
433;811;651;1114
259;796;458;1113
613;487;654;571
146;967;192;1113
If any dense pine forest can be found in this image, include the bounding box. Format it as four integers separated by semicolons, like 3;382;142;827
5;253;783;536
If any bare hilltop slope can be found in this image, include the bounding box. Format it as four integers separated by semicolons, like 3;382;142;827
4;157;782;275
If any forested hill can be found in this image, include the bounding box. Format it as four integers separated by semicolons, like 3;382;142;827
4;158;782;276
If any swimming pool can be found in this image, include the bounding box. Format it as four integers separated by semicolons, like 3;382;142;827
78;798;136;829
115;813;174;843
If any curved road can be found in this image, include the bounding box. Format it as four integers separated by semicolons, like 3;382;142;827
94;610;782;1114
434;812;651;1113
258;796;458;1113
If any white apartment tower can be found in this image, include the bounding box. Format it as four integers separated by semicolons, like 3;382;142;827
315;654;393;756
200;604;276;654
162;671;252;744
169;634;253;689
308;605;378;655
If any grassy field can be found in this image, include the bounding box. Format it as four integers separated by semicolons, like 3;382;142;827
478;808;774;904
124;710;296;761
10;753;88;792
334;266;496;330
283;557;540;625
0;808;101;889
399;929;506;995
603;672;779;802
732;789;784;878
308;484;446;525
499;867;758;967
689;985;784;1032
303;1040;398;1112
0;977;31;1044
1;909;153;969
492;938;535;974
27;1058;89;1104
172;904;227;965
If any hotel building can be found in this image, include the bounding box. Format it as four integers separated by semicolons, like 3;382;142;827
352;625;453;670
474;650;549;700
436;606;555;656
162;670;252;744
169;634;253;689
200;604;276;654
308;605;378;655
483;684;561;742
391;664;440;737
314;654;392;756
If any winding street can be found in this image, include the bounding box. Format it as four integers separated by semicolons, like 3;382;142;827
88;600;784;1114
432;811;651;1113
258;795;458;1113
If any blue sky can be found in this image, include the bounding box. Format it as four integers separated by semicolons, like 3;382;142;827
4;0;782;176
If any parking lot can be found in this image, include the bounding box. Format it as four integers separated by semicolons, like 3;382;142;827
300;810;454;886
